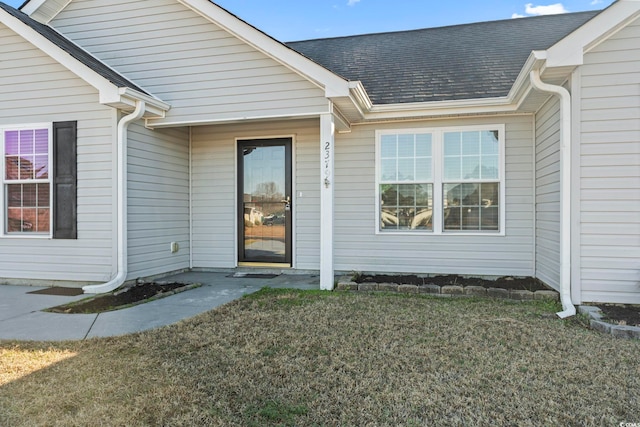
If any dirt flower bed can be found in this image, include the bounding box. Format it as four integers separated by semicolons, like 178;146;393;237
353;273;549;291
599;304;640;327
46;282;199;314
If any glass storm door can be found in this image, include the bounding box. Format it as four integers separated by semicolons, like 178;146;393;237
238;138;292;265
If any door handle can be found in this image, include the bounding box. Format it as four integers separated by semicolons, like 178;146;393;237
282;196;291;211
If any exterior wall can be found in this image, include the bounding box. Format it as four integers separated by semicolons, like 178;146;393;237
190;115;536;277
191;119;320;270
333;115;535;276
534;96;561;290
578;17;640;303
50;0;330;125
127;123;190;278
0;22;115;283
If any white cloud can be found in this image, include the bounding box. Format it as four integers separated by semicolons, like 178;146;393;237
590;0;602;4
347;0;360;5
512;3;568;19
525;3;569;15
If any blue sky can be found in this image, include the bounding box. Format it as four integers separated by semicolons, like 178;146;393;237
6;0;614;41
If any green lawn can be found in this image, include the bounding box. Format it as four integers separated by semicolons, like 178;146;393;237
1;289;638;426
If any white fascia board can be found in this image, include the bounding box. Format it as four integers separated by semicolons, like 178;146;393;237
178;0;351;98
364;96;519;121
510;51;553;109
348;81;373;113
546;0;640;68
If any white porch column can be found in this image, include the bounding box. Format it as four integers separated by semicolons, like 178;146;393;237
320;113;335;290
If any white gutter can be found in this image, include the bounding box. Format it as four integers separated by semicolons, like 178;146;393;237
529;69;575;319
83;101;146;294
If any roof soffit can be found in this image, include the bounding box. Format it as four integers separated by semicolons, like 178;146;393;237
20;0;68;23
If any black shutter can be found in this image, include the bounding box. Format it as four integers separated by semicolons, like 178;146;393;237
52;121;77;239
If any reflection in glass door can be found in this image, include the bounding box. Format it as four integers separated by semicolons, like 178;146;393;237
238;138;292;264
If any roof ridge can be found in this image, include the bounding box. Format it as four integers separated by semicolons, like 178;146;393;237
286;10;601;44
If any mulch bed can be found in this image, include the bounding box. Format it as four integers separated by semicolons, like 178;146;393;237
354;274;548;291
46;282;198;314
599;304;640;327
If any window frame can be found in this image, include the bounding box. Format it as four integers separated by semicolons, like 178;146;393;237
375;124;506;236
1;123;53;239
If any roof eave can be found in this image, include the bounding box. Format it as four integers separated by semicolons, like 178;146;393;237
363;96;520;121
101;88;171;119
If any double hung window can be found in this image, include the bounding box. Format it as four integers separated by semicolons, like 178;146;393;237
2;125;51;235
376;125;504;234
379;133;434;231
442;130;500;231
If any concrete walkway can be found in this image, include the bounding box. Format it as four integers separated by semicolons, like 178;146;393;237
0;271;319;342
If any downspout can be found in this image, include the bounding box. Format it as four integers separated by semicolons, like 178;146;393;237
529;69;575;318
83;101;146;294
189;126;193;270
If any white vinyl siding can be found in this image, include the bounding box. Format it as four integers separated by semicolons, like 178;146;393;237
534;96;561;291
127;123;190;279
191;119;320;270
0;23;115;284
334;116;534;276
50;0;330;125
578;17;640;304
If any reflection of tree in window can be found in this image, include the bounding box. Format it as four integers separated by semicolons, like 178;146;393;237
254;181;283;203
444;183;498;231
381;184;432;231
4;128;50;233
379;132;433;232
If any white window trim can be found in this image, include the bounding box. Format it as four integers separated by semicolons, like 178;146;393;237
0;123;53;239
375;124;506;236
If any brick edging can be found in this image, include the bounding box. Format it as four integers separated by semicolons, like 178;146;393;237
335;279;559;302
579;306;640;340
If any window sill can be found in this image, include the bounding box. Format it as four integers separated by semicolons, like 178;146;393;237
376;230;505;237
1;234;52;239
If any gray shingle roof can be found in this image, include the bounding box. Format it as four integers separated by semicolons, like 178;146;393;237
287;12;599;104
0;2;148;95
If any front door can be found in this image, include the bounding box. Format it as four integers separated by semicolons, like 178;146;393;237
237;138;292;265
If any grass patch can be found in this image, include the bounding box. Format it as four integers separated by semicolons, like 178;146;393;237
244;399;308;426
1;291;639;426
